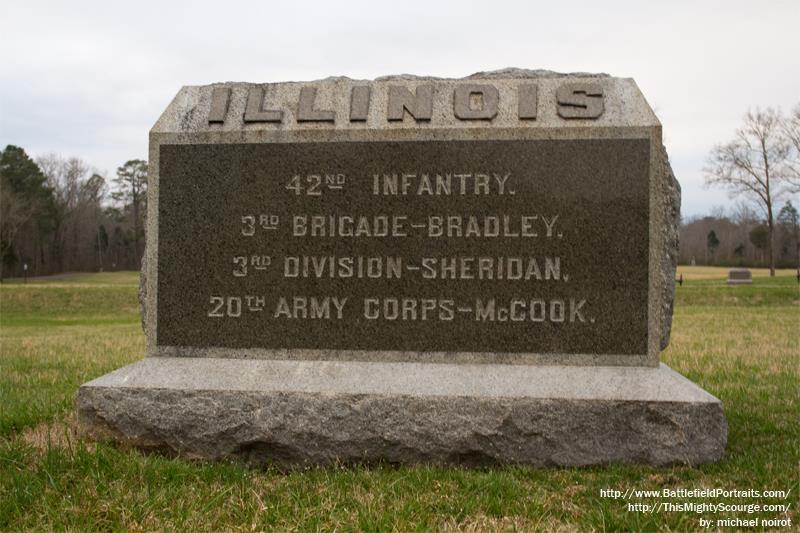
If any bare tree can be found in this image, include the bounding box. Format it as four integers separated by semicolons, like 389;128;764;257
0;180;35;279
783;104;800;192
704;108;792;276
80;174;107;270
112;160;147;268
710;204;728;220
37;154;93;271
731;200;759;226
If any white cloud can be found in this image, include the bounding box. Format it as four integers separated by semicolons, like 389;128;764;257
1;0;798;215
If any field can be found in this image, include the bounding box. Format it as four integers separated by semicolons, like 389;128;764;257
1;268;798;531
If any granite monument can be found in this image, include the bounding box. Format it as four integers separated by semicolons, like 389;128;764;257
77;69;727;466
728;268;753;285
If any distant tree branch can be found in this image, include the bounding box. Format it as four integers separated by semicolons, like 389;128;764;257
782;104;800;192
703;106;795;276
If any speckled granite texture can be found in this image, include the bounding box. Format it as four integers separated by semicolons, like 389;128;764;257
78;358;726;467
140;68;679;366
156;139;651;358
81;69;724;467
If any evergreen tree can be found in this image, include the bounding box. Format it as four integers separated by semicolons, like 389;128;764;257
777;201;799;267
111;160;147;268
706;230;720;264
0;145;56;279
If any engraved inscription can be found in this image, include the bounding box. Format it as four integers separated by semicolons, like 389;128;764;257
349;86;370;122
209;82;607;125
297;87;335;122
208;87;231;124
158;139;649;355
518;84;538;119
244;87;283;123
556;83;604;119
387;85;434;121
286;173;346;195
453;84;499;120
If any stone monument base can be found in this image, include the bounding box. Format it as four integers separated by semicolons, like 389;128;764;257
77;358;726;466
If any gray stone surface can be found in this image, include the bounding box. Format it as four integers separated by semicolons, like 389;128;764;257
659;147;681;350
142;69;677;366
728;268;753;285
157;139;651;358
77;358;727;466
82;69;725;467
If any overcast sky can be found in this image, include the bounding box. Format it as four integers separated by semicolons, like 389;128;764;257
2;0;798;216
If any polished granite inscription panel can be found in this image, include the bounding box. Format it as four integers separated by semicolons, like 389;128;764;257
157;139;649;356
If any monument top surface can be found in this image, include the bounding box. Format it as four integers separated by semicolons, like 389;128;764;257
151;69;660;137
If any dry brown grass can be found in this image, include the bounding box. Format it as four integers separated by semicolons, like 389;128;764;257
677;265;797;280
18;415;91;454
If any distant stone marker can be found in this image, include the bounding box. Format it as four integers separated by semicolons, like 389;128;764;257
77;69;727;466
728;268;753;285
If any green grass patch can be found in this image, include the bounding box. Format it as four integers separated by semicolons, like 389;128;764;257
0;324;143;435
0;272;143;434
0;269;798;531
1;284;140;327
677;265;798;280
2;270;141;286
675;274;800;307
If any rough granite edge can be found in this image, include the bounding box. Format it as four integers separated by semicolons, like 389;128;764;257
376;68;610;82
200;68;612;86
76;377;726;467
660;146;681;350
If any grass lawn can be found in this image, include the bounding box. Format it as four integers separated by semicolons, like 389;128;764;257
1;269;798;531
677;266;797;281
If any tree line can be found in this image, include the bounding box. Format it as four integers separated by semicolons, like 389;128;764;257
679;201;799;268
0;145;147;280
1;103;798;280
